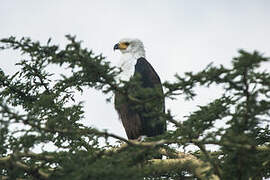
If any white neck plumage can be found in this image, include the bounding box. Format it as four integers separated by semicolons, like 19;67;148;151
117;50;145;82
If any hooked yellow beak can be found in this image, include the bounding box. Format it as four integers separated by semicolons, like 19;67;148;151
113;42;128;51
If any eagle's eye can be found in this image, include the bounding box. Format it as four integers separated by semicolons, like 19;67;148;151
124;42;130;46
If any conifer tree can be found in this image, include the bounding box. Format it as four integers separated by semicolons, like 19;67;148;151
0;36;269;180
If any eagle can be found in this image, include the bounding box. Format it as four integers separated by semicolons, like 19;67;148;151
113;38;166;140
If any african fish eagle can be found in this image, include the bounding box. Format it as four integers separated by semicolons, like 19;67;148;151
113;38;166;140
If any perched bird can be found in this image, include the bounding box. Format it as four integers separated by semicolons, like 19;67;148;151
114;38;166;140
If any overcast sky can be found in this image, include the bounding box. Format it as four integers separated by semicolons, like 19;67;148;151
1;1;270;140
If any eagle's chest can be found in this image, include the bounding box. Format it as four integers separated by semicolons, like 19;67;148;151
117;56;137;81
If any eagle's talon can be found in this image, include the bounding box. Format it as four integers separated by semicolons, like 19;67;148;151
138;135;147;142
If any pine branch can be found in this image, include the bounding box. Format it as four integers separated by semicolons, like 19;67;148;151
0;155;51;179
149;149;219;180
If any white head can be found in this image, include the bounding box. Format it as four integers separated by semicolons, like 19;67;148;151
113;38;146;81
113;38;145;58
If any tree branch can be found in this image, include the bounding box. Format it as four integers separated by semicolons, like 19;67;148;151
0;154;51;179
149;149;219;180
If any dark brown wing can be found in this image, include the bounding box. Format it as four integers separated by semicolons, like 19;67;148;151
114;57;166;139
134;57;166;137
114;91;142;139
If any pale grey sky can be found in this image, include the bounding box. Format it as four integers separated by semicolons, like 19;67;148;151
1;1;270;140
